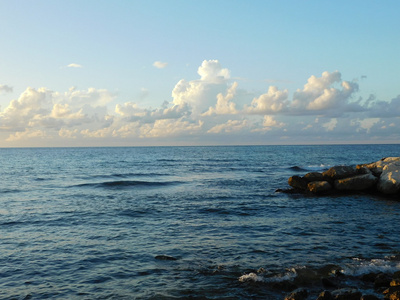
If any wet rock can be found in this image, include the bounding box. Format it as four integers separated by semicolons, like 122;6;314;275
361;295;380;300
288;175;308;190
374;273;392;289
284;288;308;300
331;287;362;300
377;160;400;194
322;277;338;288
383;286;400;299
392;279;400;287
323;165;358;181
155;255;177;261
317;290;334;300
303;172;325;182
307;181;332;194
360;157;400;177
361;272;379;283
272;280;298;292
334;173;378;191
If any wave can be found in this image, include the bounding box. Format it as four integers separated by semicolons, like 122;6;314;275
72;180;182;189
289;164;330;172
76;172;170;180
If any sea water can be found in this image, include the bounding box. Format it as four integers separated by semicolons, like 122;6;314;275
0;145;399;299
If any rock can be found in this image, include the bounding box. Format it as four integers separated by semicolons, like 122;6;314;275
392;279;400;287
374;273;392;289
377;160;400;194
361;295;380;300
383;286;400;299
317;290;334;300
155;255;177;261
323;165;358;181
288;175;308;190
307;181;332;194
334;173;378;191
286;157;400;197
393;271;400;279
303;172;325;182
272;280;298;292
331;288;362;300
359;157;400;177
284;288;308;300
322;277;338;288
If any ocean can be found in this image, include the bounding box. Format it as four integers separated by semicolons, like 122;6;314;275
0;144;399;299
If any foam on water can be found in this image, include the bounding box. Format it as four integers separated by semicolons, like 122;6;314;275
342;257;400;276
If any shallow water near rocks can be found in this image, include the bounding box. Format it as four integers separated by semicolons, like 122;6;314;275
0;145;399;299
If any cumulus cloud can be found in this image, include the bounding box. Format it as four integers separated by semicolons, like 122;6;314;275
1;60;400;145
244;86;289;114
171;60;231;115
153;61;168;69
291;71;361;116
0;87;114;139
202;82;239;116
67;63;83;68
0;84;13;93
197;60;230;82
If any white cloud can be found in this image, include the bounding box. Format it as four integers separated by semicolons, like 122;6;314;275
1;60;400;146
202;82;239;116
291;71;361;116
67;63;83;68
153;61;168;69
6;129;47;141
197;60;230;82
171;60;231;115
244;86;289;114
207;119;248;134
139;119;203;138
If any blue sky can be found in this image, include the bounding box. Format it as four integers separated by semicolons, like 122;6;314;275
0;0;399;147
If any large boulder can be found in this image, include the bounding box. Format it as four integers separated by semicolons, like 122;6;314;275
358;157;400;176
377;160;400;195
323;166;357;181
308;181;332;194
288;175;308;190
331;288;362;300
334;173;378;191
284;288;308;300
303;172;325;182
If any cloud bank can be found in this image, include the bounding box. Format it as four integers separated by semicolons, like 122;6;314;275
1;60;399;146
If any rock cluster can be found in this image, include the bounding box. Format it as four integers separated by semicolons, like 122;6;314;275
287;157;400;196
284;270;400;300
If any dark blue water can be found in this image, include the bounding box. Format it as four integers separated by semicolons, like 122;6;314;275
0;145;399;299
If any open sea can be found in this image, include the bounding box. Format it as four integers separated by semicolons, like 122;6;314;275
1;144;399;299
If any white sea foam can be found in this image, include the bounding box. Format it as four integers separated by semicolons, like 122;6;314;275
342;258;400;276
238;268;298;283
238;272;264;282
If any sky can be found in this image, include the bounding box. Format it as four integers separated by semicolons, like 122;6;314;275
0;0;399;147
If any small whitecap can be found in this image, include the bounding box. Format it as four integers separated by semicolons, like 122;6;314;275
238;272;264;282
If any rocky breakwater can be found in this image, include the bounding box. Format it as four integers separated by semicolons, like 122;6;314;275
287;157;400;196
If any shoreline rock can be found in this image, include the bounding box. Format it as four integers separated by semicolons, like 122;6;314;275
286;157;400;197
